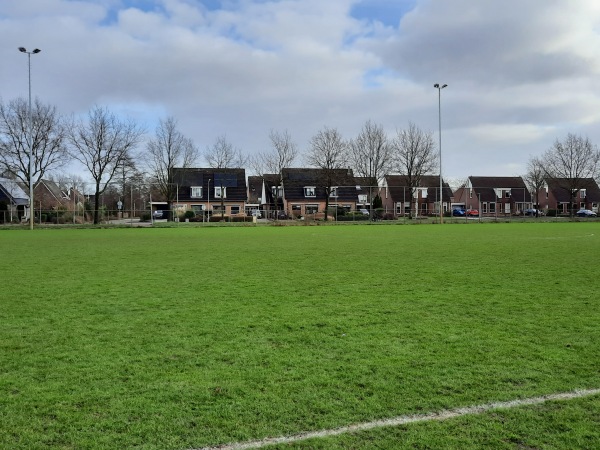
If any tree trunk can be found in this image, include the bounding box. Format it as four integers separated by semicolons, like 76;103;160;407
93;181;101;224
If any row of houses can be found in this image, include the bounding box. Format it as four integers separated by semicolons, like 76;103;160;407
162;168;600;219
2;168;599;222
0;177;85;222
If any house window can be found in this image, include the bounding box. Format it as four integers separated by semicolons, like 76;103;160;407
504;190;511;198
305;204;318;214
489;203;496;213
213;205;225;213
580;202;585;209
482;202;488;213
190;186;203;198
271;186;283;198
396;203;403;214
580;189;586;199
469;189;473;199
231;206;240;215
191;205;204;214
214;187;226;199
304;186;316;197
329;187;338;198
358;194;367;203
292;204;302;211
421;203;427;213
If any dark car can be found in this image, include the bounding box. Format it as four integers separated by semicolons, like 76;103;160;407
153;210;165;219
452;208;466;216
524;208;543;216
576;209;597;217
466;209;479;217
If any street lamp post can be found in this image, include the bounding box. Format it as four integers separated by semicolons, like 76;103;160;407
19;47;41;230
434;83;447;224
207;179;211;222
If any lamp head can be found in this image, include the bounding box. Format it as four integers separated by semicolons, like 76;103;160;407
442;84;448;88
18;47;27;53
434;83;439;88
33;49;41;54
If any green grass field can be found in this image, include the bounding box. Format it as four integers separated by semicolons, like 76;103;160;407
1;223;599;449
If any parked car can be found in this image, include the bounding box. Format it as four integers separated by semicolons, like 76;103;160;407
359;208;370;216
251;210;262;218
466;209;479;217
576;209;597;217
452;208;466;216
524;208;543;216
153;210;165;219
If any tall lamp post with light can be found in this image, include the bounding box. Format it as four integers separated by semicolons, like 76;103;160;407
19;47;41;230
434;83;447;224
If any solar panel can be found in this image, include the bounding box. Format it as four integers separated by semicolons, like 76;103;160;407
214;173;238;187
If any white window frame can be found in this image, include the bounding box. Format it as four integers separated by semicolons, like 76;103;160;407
305;204;318;214
214;186;226;199
329;187;338;198
580;189;586;199
304;186;316;197
190;186;203;198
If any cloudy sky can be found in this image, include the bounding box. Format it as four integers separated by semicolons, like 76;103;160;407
2;0;600;181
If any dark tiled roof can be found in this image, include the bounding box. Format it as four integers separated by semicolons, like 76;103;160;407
547;178;600;202
171;168;247;201
384;175;453;202
469;176;531;202
282;168;357;201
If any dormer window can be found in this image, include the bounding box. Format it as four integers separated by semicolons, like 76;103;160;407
329;187;338;198
304;186;316;197
580;189;586;199
190;186;203;198
271;186;283;198
504;190;511;198
215;186;226;199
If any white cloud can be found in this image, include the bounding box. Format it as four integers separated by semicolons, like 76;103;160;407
2;0;600;180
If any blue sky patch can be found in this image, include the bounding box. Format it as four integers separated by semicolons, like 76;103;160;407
351;0;417;28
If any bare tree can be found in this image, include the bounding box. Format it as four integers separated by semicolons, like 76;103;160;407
523;156;546;215
0;97;67;188
205;135;247;168
349;120;391;182
147;117;199;218
306;126;348;221
541;133;600;216
349;120;391;216
67;106;144;224
391;122;436;218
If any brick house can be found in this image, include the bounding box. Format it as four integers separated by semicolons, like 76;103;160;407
170;168;247;218
247;174;282;217
280;168;358;218
538;178;600;214
454;176;532;216
380;175;453;217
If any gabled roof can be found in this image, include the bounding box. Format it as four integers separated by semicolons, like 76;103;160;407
171;168;247;202
384;175;453;202
247;174;280;204
39;179;68;202
0;177;29;205
469;176;531;203
546;178;600;202
281;168;357;201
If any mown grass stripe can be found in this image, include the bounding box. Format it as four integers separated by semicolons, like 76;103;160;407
195;388;600;450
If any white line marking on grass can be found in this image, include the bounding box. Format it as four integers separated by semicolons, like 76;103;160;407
194;388;600;450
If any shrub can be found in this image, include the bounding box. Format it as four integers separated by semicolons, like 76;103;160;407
140;212;151;222
184;210;195;219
